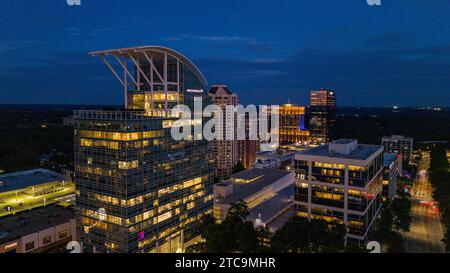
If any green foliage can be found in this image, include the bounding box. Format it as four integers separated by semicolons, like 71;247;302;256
186;200;263;253
0;146;39;171
270;217;346;253
187;200;347;253
372;202;406;253
0;126;73;172
232;161;246;174
428;145;450;251
385;231;405;253
391;194;412;232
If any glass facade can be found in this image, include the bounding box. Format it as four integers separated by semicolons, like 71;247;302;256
310;89;337;144
74;47;214;253
279;104;310;144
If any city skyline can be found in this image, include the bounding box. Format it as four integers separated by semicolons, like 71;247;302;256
1;0;449;107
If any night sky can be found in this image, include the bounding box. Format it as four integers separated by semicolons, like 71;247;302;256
0;0;449;106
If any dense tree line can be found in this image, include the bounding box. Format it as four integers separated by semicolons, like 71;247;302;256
0;126;73;172
372;196;411;252
428;145;450;250
333;108;450;145
187;200;358;253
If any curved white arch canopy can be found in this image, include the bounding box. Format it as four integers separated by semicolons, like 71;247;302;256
89;45;208;87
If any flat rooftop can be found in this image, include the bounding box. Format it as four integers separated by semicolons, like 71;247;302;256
248;185;294;225
230;168;267;182
0;205;74;244
266;206;295;232
383;135;413;141
299;143;382;160
216;169;292;205
0;169;65;193
332;138;356;144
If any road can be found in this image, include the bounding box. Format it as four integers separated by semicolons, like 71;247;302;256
402;152;445;253
0;182;75;218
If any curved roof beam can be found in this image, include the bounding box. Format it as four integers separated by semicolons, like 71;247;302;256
89;46;208;88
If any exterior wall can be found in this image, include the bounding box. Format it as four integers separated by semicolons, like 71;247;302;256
383;159;399;202
0;219;75;253
279;104;310;144
382;136;413;162
74;48;214;253
239;140;258;169
208;86;239;180
294;147;383;245
310;89;337;144
238;112;258;169
0;239;20;253
74;111;214;253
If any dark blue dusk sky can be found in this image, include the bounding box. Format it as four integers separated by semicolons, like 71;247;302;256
0;0;449;106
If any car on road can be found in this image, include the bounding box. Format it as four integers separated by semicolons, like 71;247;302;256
419;201;434;206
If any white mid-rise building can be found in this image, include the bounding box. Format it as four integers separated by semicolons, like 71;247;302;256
294;139;384;245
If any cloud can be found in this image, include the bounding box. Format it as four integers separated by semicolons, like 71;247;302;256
63;24;154;37
0;40;46;51
194;44;450;106
1;43;449;106
165;34;275;53
165;34;252;42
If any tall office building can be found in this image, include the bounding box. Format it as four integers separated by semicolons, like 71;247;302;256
382;135;413;162
310;89;337;144
208;85;239;180
74;46;214;253
279;104;310;144
238;111;258;169
294;139;383;245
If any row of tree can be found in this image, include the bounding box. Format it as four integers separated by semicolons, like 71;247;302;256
372;171;412;253
187;201;358;253
0;126;73;173
428;145;450;250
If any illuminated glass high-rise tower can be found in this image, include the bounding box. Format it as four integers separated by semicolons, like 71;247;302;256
279;104;310;144
310;89;337;144
74;46;214;253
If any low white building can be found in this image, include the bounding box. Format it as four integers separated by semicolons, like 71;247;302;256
214;168;295;231
294;139;384;246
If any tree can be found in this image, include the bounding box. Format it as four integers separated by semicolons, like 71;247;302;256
391;196;412;232
232;161;246;174
428;145;450;251
270;216;346;253
0;146;39;172
385;231;405;253
372;203;405;253
187;200;264;253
